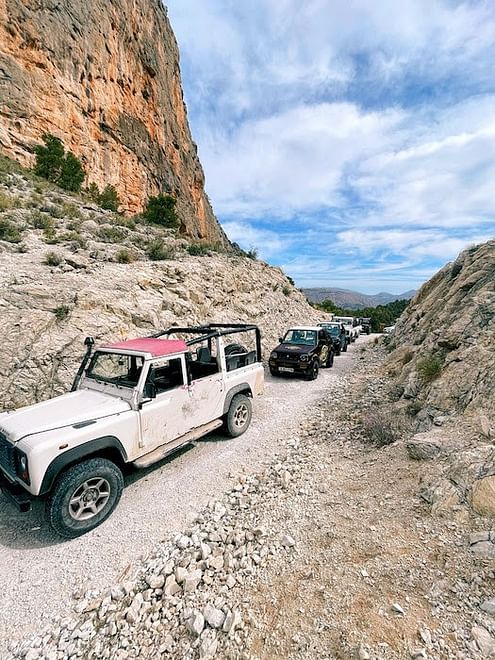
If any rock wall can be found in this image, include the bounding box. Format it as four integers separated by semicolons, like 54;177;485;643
386;240;495;426
0;0;227;244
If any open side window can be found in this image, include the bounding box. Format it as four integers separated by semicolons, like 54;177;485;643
144;357;185;396
188;338;220;380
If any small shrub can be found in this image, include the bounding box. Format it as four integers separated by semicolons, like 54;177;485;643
0;218;22;243
246;247;258;260
0;191;12;211
43;227;60;244
286;275;295;286
34;133;85;192
402;350;414;365
59;231;87;250
67;219;82;232
416;355;442;383
112;215;136;230
406;400;423;417
31;210;55;231
53;305;70;322
361;408;406;447
142;194;179;228
85;182;101;202
61;202;81;219
97;225;127;243
147;239;175;261
282;286;291;296
44;251;63;266
99;185;120;212
187;243;209;256
115;249;135;264
17;243;28;253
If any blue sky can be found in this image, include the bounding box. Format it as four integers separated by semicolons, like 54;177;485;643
165;0;495;293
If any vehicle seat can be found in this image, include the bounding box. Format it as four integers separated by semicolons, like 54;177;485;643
197;346;212;363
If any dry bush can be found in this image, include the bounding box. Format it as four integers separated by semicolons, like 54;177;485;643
361;407;408;447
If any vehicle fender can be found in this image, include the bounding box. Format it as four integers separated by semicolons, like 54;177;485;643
223;383;253;415
39;436;128;496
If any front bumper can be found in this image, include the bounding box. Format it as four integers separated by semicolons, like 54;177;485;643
0;470;32;512
269;358;311;374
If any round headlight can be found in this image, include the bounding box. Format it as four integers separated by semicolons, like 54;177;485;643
300;354;309;361
270;351;277;359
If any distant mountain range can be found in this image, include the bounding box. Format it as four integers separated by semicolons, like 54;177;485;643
303;287;416;310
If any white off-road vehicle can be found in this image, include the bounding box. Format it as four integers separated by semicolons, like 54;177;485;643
0;324;264;538
333;316;360;343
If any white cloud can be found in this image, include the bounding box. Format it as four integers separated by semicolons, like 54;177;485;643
202;103;403;218
221;220;288;259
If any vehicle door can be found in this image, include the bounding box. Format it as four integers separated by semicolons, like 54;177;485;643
138;355;192;450
187;338;225;426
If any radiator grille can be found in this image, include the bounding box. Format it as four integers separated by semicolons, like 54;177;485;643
0;433;16;476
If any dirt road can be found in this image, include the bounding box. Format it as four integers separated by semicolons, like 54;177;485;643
0;337;371;654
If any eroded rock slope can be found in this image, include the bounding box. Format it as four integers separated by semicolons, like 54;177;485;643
0;168;325;409
387;240;495;427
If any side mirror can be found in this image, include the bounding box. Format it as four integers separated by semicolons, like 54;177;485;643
279;337;284;343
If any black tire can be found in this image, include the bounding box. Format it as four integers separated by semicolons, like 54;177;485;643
269;367;279;377
46;458;124;539
326;350;334;368
342;340;348;352
335;345;341;357
224;394;252;437
305;360;319;381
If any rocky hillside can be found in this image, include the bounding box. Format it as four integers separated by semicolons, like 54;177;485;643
303;286;416;309
0;163;326;410
386;240;494;430
0;0;226;244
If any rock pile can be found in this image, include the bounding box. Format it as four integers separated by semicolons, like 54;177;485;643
9;457;305;659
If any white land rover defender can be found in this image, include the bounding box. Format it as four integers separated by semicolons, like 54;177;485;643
0;324;264;538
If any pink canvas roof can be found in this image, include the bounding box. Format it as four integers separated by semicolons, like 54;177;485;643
102;338;187;357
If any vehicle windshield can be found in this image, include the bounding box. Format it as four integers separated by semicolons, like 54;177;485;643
86;352;144;388
283;330;317;346
333;317;352;325
321;324;340;336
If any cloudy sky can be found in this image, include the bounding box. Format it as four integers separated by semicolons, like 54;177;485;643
165;0;495;293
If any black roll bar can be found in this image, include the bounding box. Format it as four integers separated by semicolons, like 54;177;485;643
149;323;263;362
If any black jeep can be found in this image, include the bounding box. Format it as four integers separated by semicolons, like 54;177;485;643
318;322;347;355
268;326;334;380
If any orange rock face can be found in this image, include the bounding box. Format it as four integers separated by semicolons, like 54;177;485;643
0;0;227;244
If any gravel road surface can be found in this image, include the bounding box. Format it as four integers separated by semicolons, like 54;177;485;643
0;338;368;654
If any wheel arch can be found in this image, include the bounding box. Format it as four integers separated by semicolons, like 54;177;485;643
39;436;128;496
222;383;253;415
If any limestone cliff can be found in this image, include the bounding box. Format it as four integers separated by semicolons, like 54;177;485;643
0;166;327;408
387;240;495;426
0;0;227;244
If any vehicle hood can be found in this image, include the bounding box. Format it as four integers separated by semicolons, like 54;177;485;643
274;343;315;356
0;390;131;444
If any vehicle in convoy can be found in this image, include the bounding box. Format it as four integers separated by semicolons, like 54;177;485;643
359;317;372;335
318;321;348;355
333;316;360;343
383;324;396;334
0;324;264;538
268;326;334;380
